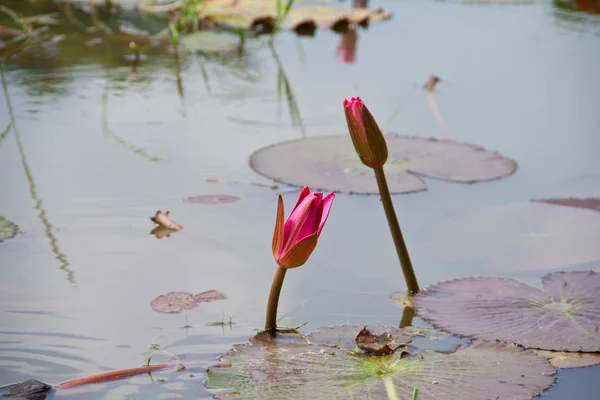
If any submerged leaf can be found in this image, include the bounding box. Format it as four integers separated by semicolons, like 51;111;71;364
416;201;600;272
183;195;241;204
534;350;600;369
413;270;600;352
531;197;600;213
249;134;517;194
180;31;241;53
206;329;554;399
150;290;226;313
0;216;19;243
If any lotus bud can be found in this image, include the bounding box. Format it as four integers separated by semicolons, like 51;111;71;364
343;97;388;169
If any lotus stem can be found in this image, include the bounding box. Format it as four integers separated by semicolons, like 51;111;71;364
399;305;415;328
374;167;419;294
265;265;288;333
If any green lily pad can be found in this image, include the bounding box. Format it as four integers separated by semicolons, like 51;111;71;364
413;270;600;352
249;134;517;194
180;31;241;53
415;201;600;273
206;327;555;399
0;216;19;243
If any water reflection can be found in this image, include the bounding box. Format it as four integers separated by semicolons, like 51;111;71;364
0;64;75;285
336;27;358;63
270;44;305;136
553;0;600;34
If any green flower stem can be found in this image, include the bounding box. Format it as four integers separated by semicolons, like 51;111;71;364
374;167;420;294
265;265;288;333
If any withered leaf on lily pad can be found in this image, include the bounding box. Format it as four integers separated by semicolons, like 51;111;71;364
305;325;412;351
531;197;600;213
534;350;600;369
250;134;517;194
150;290;226;313
150;211;182;231
206;327;555;400
413;270;600;352
355;326;405;355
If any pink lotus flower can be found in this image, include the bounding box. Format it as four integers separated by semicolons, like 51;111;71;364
272;186;335;269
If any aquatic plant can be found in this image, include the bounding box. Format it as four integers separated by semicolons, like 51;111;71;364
265;186;335;333
343;97;420;294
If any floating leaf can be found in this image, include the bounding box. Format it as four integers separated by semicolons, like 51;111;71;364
183;195;241;204
150;210;182;231
200;0;392;33
150;290;226;313
415;201;600;272
531;197;600;213
206;328;554;399
0;216;19;243
250;134;517;194
534;350;600;369
413;270;600;352
180;31;241;53
0;379;52;399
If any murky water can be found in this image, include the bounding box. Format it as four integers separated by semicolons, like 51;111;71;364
1;0;599;398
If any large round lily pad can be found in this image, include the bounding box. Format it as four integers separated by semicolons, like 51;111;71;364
0;216;19;243
249;134;517;194
206;327;554;399
415;201;600;272
413;270;600;352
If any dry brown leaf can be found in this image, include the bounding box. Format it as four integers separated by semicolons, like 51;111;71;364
423;74;440;92
150;210;182;231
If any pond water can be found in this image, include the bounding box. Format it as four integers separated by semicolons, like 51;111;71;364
1;0;599;398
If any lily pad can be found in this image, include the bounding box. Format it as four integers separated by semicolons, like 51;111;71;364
413;270;600;352
534;350;600;369
0;216;19;243
206;328;554;399
201;0;392;33
415;201;600;272
150;290;226;313
249;134;517;194
183;195;241;204
180;31;241;53
531;197;600;213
